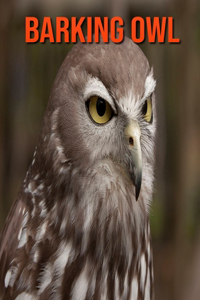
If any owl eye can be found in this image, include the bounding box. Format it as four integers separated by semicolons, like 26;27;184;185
142;98;153;123
87;96;113;124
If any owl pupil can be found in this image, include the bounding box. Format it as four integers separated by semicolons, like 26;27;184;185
142;101;147;115
96;98;106;117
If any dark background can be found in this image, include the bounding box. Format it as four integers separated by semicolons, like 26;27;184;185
0;0;200;299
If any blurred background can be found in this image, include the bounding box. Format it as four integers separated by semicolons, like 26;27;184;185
0;0;200;299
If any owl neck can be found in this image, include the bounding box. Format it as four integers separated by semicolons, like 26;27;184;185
21;155;153;298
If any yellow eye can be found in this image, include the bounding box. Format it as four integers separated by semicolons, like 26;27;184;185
142;98;153;123
87;96;113;124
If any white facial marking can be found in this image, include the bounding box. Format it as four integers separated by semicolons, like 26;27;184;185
142;69;156;101
117;89;137;118
84;76;117;113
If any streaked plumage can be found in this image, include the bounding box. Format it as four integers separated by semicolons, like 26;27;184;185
0;37;156;300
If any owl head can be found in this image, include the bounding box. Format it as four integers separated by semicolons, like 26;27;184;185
36;37;156;208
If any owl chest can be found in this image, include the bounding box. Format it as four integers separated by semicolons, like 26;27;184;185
3;212;153;300
39;215;153;300
4;181;153;299
49;241;153;300
49;211;153;299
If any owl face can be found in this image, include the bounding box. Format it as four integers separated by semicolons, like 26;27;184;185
45;37;156;202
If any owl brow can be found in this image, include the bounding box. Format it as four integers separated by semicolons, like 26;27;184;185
140;92;153;107
83;76;117;113
140;71;156;105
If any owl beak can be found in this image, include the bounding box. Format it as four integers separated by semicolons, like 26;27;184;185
125;121;142;201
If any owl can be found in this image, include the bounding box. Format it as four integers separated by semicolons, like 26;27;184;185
0;37;156;300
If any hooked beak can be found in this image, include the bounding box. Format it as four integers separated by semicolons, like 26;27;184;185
125;121;142;200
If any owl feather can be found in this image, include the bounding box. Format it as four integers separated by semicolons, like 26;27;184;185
0;37;156;300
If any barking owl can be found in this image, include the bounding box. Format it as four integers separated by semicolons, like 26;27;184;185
0;37;156;300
